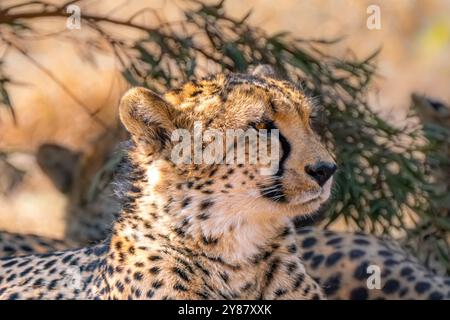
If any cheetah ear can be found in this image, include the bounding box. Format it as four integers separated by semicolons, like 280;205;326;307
119;87;175;153
251;64;279;78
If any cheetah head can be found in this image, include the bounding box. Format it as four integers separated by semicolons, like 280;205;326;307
119;67;336;224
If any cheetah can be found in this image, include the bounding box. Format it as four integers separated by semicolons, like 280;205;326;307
0;69;337;299
296;227;450;300
2;226;449;300
36;137;124;245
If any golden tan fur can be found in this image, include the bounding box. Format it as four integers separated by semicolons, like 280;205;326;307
0;69;335;299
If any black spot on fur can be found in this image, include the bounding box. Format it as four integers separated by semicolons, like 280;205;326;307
415;282;431;294
280;227;292;238
399;287;409;297
93;245;108;256
17;260;31;267
148;255;161;261
44;259;57;269
219;272;229;283
310;255;324;269
400;267;413;277
429;292;444;300
173;267;190;282
353;238;370;246
274;288;287;297
382;279;400;294
133;272;143;281
8;293;19;300
325;252;343;267
19;267;33;277
325;237;342;246
181;197;192;208
195;290;210;299
378;250;392;257
353;261;370;281
208;168;218;177
384;259;399;266
20;245;33;253
149;266;161;275
2;260;18;268
265;258;280;286
33;278;44;286
152;280;164;289
286;262;298;273
301;237;317;248
199;199;214;210
287;244;297;254
194;262;210;276
302;251;314;261
297;228;312;234
197;212;210;220
350;287;368;300
115;281;125;293
293;273;305;289
241;282;253;291
252;249;274;264
323;274;341;296
6;274;16;282
349;249;365;260
173;283;188;292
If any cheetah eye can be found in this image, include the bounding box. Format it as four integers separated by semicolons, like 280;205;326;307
255;122;268;130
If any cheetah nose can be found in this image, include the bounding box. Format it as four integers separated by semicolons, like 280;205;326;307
305;162;337;187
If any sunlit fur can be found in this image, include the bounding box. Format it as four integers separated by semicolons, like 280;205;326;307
0;70;334;300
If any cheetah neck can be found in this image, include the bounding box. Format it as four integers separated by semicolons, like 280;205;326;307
110;150;294;266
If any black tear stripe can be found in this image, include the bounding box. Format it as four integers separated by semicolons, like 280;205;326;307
259;121;291;202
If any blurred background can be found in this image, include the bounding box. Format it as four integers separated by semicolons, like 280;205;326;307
0;0;448;267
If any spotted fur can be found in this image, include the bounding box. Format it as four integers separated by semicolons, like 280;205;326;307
0;69;335;299
0;232;72;257
2;226;449;300
296;227;450;300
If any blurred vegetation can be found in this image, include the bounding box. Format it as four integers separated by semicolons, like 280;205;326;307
407;94;450;273
0;0;448;273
